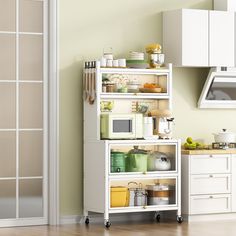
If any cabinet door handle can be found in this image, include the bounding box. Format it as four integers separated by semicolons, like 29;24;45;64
209;175;213;178
209;155;213;158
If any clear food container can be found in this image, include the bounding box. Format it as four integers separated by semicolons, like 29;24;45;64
146;184;170;205
127;81;141;93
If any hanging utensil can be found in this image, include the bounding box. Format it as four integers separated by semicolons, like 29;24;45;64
92;62;96;101
86;62;91;102
89;61;96;104
87;62;92;102
83;62;88;101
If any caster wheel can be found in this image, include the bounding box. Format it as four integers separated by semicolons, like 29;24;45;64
177;216;183;224
155;214;161;222
105;221;111;228
85;217;89;225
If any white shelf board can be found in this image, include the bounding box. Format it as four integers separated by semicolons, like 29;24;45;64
109;172;178;180
105;139;180;145
100;93;169;100
99;67;170;75
108;205;178;214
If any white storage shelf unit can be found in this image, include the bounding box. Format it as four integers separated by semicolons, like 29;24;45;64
84;139;181;221
84;63;172;142
83;62;182;226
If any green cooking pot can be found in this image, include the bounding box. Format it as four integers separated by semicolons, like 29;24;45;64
126;146;148;172
110;151;126;173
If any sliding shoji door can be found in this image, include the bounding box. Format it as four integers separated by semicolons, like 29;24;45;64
0;0;48;226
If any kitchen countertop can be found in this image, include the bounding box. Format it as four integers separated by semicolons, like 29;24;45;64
182;149;236;155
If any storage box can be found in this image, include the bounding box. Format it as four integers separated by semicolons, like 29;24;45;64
110;187;129;207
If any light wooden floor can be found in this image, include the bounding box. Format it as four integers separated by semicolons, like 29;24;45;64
0;220;235;236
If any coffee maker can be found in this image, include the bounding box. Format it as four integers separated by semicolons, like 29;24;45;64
150;109;174;139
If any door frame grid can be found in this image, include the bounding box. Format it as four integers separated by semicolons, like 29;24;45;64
0;0;59;227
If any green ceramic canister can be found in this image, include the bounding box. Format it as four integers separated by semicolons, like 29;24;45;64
110;150;126;173
126;146;148;172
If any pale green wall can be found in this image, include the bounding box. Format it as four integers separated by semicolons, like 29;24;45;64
59;0;236;215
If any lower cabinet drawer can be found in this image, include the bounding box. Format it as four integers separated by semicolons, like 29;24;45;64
190;174;231;194
190;155;230;174
190;194;231;215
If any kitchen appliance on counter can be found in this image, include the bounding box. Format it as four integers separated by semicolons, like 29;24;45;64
100;113;143;139
145;43;165;68
149;109;174;139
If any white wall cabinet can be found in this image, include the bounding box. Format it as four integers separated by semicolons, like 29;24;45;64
209;10;235;67
182;152;236;221
163;9;208;67
163;9;235;67
83;62;182;227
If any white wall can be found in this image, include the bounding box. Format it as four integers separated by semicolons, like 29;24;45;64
59;0;236;215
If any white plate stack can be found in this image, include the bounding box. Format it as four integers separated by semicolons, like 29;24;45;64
127;51;148;69
129;51;145;60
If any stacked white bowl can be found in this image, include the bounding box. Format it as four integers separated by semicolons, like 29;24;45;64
129;51;145;60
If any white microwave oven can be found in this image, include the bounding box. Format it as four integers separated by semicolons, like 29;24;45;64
100;113;143;139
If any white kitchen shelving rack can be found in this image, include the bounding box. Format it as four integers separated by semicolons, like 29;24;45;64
83;62;182;227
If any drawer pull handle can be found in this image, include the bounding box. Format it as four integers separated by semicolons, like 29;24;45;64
209;175;213;178
209;196;213;199
209;155;213;158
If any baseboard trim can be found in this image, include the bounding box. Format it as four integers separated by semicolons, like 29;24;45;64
60;215;83;224
184;213;236;222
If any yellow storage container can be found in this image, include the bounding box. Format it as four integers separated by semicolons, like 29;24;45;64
110;186;129;207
